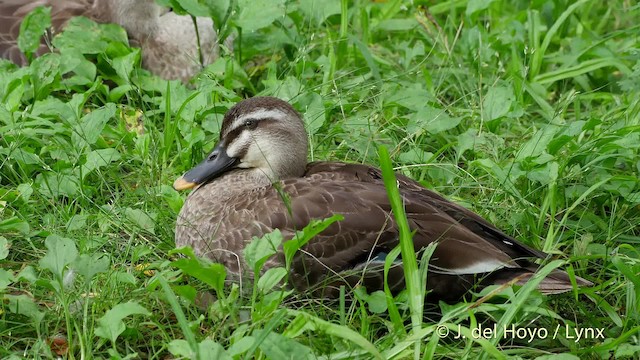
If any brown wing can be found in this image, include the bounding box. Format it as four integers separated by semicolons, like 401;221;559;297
300;162;592;298
305;161;547;260
246;176;524;297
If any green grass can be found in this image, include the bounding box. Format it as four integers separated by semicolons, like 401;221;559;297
1;0;640;358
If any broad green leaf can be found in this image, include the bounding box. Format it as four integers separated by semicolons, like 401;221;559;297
515;125;558;161
227;336;255;357
619;62;640;92
170;247;227;292
283;313;313;338
407;106;462;135
67;80;101;117
255;330;314;360
472;158;524;198
283;215;343;265
30;53;61;98
456;128;486;158
112;50;140;83
1;74;26;112
365;290;388;314
160;184;184;214
168;340;193;358
39;235;78;282
168;338;231;359
72;103;117;148
0;217;30;235
53;17;126;54
113;271;137;285
257;290;290;316
615;344;640;358
398;148;433;164
299;92;325;136
17;6;51;57
202;0;231;28
199;339;232;359
94;301;151;344
109;84;135;102
82;148;122;178
603;176;638;199
266;76;302;102
466;0;496;16
482;86;514;122
16;184;33;202
526;161;559;185
16;266;38;283
6;294;45;327
66;214;89;231
0;236;9;260
37;172;80;198
236;0;286;33
244;230;283;271
173;285;197;302
299;0;341;25
73;253;110;285
257;267;287;293
0;268;14;291
61;54;97;86
547;120;586;155
386;83;434;111
124;208;156;234
9;148;41;165
354;288;388;314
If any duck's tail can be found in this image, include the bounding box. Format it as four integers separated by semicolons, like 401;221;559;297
484;266;593;295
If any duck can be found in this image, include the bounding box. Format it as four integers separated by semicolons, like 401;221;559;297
0;0;220;83
173;96;592;303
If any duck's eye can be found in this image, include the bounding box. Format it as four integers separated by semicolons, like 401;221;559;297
243;119;258;129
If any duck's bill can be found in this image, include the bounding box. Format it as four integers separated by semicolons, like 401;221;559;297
173;177;197;190
173;143;238;191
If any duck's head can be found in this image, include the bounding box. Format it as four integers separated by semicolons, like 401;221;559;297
174;97;309;190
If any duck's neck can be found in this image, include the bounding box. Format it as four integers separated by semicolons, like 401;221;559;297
192;169;275;202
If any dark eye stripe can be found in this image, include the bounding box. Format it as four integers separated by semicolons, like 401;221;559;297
224;127;245;145
222;118;278;140
218;117;280;159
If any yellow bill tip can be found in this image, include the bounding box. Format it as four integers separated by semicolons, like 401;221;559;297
173;177;197;191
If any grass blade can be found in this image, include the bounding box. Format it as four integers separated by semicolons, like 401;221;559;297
378;146;423;353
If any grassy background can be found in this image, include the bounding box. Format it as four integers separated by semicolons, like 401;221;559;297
1;0;640;358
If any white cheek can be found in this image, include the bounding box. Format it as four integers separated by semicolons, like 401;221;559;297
226;132;251;158
241;145;267;167
226;131;268;168
242;137;279;168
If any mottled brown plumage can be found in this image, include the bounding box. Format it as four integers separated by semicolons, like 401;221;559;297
174;97;592;302
0;0;220;82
